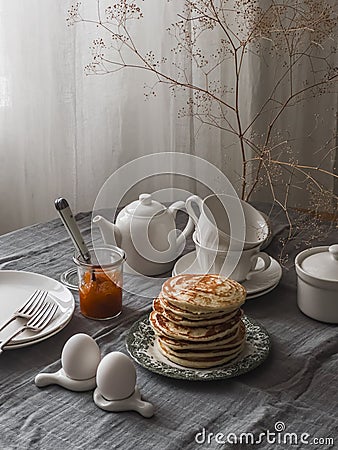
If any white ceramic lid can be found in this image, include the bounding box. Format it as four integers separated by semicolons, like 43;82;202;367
301;244;338;282
125;193;165;218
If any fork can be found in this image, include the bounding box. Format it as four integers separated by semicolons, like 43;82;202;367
0;301;58;353
0;289;48;333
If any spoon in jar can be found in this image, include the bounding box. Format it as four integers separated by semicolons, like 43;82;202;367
54;198;95;280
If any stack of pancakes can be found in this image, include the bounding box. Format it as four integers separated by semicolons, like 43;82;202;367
149;274;246;369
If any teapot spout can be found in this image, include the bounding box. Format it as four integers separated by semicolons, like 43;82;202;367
93;215;122;247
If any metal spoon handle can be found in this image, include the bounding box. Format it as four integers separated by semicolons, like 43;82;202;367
54;198;91;262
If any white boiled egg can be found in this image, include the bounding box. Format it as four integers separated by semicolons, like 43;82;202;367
96;352;136;401
61;333;101;381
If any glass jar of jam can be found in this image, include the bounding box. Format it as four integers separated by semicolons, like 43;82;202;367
74;246;125;320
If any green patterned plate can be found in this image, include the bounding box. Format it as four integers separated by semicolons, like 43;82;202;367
126;314;271;381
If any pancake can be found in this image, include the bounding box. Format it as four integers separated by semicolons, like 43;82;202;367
158;339;244;369
158;321;246;351
161;274;246;313
150;274;247;369
153;298;239;327
149;310;242;342
159;295;232;319
157;337;244;358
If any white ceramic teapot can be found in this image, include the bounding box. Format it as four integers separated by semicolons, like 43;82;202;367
93;194;194;275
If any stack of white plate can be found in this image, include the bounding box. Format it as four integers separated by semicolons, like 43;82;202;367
0;271;75;350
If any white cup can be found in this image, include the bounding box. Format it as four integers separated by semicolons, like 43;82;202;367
186;194;269;250
193;232;271;282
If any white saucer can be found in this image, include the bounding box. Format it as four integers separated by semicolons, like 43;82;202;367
0;271;75;349
172;251;282;298
246;282;279;299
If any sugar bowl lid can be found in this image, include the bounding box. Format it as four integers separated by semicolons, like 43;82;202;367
300;244;338;282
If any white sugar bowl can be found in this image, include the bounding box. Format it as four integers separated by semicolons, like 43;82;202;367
295;244;338;324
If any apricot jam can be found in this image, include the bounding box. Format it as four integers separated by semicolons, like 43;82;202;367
79;271;122;319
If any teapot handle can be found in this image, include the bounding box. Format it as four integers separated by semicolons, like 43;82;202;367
168;201;194;239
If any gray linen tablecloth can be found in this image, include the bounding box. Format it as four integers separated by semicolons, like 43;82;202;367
0;207;337;450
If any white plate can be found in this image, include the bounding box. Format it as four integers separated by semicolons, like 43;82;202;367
246;282;279;299
0;271;75;349
172;251;282;297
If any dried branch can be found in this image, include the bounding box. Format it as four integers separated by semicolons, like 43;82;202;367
68;0;338;255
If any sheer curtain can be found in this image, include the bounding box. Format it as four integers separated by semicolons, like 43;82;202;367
0;1;165;234
0;1;337;234
0;0;200;234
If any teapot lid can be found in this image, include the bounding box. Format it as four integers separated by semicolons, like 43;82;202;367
125;194;166;218
300;244;338;282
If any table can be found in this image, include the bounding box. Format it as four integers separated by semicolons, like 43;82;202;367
0;206;337;450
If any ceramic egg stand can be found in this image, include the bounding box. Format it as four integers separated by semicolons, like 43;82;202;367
35;368;97;392
35;333;100;391
35;333;154;418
